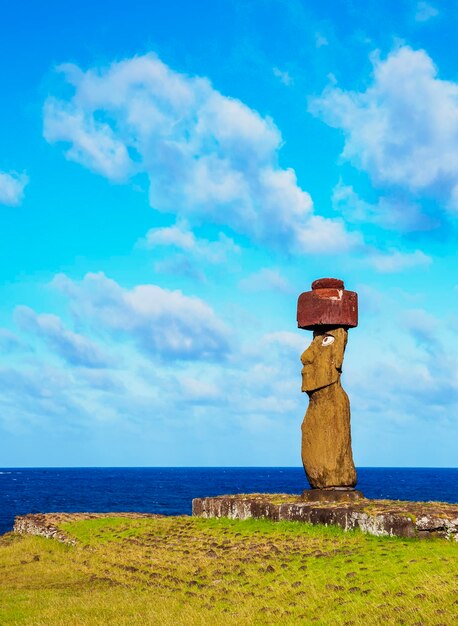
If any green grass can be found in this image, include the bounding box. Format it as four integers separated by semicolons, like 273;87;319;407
1;515;457;625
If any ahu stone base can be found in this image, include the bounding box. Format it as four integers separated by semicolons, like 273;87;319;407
192;494;458;541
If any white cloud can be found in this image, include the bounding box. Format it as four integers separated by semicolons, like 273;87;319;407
142;221;240;263
273;67;293;86
15;306;112;368
294;214;359;252
44;53;355;254
415;2;438;22
0;328;30;353
77;368;125;393
263;330;305;353
52;272;230;361
0;171;28;206
311;46;458;208
179;376;220;403
44;101;134;180
239;268;292;293
331;179;434;231
402;308;440;353
144;222;196;251
367;249;432;273
332;180;378;223
345;306;458;447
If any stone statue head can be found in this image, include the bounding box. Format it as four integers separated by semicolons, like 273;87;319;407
300;327;348;393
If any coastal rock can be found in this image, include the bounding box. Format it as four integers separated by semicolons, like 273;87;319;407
13;512;163;544
192;494;458;541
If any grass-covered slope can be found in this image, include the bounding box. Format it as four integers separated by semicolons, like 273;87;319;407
1;515;457;625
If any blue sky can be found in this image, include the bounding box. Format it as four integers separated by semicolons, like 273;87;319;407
1;0;457;467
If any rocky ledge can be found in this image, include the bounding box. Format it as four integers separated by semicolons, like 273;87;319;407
13;512;163;544
192;494;458;541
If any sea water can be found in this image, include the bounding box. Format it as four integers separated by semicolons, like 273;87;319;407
1;467;457;535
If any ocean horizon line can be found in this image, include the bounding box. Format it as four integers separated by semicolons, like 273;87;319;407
1;465;457;470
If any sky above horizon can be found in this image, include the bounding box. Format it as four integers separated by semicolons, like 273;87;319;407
0;0;457;468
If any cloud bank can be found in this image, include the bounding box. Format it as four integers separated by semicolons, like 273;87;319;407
311;46;458;209
53;272;230;362
15;306;112;368
44;53;355;254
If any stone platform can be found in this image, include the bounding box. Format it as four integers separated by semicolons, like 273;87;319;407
192;493;458;541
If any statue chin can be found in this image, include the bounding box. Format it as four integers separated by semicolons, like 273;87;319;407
301;369;340;393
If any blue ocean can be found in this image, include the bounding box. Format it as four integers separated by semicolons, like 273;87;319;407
1;467;457;536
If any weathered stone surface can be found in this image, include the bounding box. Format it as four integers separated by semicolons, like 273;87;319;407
297;278;358;330
311;278;344;290
12;512;163;544
301;327;356;488
301;489;364;503
192;494;458;541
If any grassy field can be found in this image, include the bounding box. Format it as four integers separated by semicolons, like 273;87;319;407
0;515;457;625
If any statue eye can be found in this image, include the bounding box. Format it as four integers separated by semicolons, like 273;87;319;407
322;335;335;346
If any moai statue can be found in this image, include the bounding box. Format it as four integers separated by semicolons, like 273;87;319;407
297;278;362;500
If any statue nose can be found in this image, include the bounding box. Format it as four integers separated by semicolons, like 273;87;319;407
301;347;315;364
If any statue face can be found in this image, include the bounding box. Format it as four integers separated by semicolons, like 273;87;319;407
301;327;348;392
